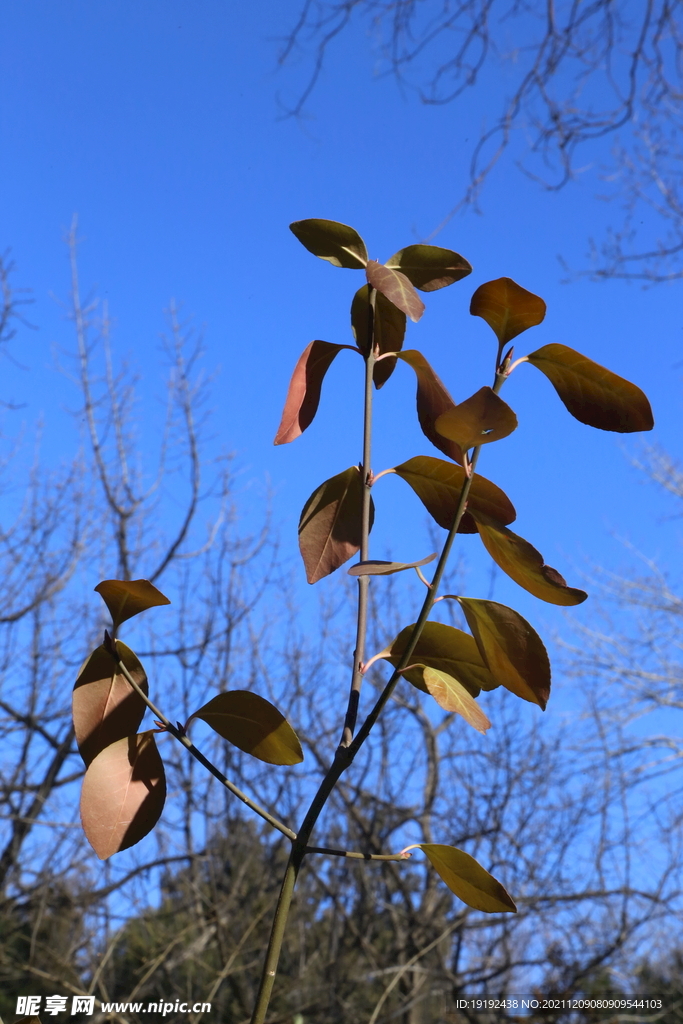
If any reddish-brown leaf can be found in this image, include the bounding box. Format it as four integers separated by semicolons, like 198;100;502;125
394;455;516;533
299;466;374;583
274;340;358;445
472;513;587;606
386;244;472;292
458;598;551;709
435;387;518;451
95;579;171;628
351;285;406;389
289;219;368;268
347;552;437;577
397;351;462;462
470;278;546;345
365;261;425;322
526;343;654;432
73;641;149;767
80;731;166;860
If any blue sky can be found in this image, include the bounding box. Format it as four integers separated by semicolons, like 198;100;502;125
1;1;682;663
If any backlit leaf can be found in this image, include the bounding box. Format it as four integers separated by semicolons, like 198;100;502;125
299;466;374;583
188;691;303;766
351;285;406;388
274;340;358;445
397;351;462;463
80;731;166;860
420;844;516;913
422;667;491;733
73;641;149;767
289;218;368;269
458;598;551;709
470;278;546;345
366;260;425;322
347;552;437;577
95;579;171;628
380;620;498;695
435;387;518;451
473;513;587;606
526;343;654;432
394;455;516;533
385;244;472;292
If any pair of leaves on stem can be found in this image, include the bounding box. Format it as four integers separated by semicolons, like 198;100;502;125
290;218;472;322
74;580;302;859
472;278;653;433
381;598;551;727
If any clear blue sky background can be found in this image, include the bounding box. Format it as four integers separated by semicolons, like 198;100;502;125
1;1;681;669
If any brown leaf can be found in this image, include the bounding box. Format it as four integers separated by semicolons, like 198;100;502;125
526;343;654;432
422;667;491;733
80;731;166;860
435;387;518;451
289;218;368;268
299;466;374;583
347;552;437;577
470;277;546;345
188;691;303;765
380;620;498;695
472;513;587;606
394;455;516;533
420;844;516;913
365;260;425;322
385;244;472;292
351;285;406;389
95;579;171;628
458;598;551;709
397;351;462;463
274;340;358;445
73;641;149;767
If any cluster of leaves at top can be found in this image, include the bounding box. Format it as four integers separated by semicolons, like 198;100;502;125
72;218;653;920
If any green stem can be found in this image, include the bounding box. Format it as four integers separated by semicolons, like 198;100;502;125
341;286;376;748
250;362;510;1023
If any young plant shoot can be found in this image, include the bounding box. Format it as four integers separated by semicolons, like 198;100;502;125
72;219;654;1023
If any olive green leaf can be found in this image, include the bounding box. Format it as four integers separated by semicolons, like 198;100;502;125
299;466;374;583
73;640;149;767
289;218;368;269
80;731;166;860
470;277;546;345
351;285;406;389
365;260;425;322
435;386;518;451
95;579;171;628
274;340;359;445
472;513;587;606
422;667;491;733
379;620;498;695
188;691;303;766
394;455;516;533
526;343;654;433
347;552;437;577
397;351;462;463
385;244;472;292
419;844;516;913
457;598;551;709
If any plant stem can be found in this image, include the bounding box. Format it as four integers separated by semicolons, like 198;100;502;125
106;644;296;841
249;366;511;1023
341;286;376;748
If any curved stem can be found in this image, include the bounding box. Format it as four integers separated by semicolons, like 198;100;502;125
106;640;296;841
